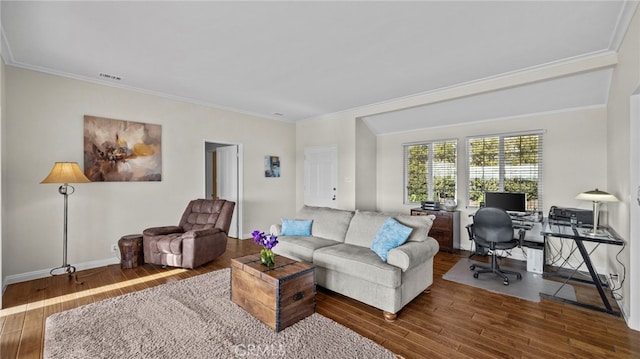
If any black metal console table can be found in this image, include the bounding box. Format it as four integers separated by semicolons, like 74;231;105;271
540;220;624;316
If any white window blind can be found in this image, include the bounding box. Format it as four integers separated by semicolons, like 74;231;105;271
404;139;457;204
466;131;543;211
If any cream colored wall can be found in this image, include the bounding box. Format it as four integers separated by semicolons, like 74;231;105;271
295;115;356;211
296;106;609;267
296;107;609;220
607;6;640;329
377;107;608;229
0;58;5;304
3;66;296;280
355;118;377;211
377;108;607;215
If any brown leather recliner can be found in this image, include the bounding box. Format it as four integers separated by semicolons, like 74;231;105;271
143;199;235;269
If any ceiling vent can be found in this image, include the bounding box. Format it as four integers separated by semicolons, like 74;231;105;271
99;73;122;81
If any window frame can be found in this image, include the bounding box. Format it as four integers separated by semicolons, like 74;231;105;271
466;130;544;212
403;138;458;205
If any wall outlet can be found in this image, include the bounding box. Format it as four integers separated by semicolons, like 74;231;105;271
111;244;119;253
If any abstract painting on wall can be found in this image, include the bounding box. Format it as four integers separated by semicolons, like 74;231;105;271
265;155;280;177
84;115;162;181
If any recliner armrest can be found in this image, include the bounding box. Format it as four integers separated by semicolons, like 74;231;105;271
143;226;183;236
387;238;440;272
183;227;223;239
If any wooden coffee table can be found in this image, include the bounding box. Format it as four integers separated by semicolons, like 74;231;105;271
230;253;316;332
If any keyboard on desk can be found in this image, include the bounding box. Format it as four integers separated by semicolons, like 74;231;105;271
512;221;534;230
509;213;538;230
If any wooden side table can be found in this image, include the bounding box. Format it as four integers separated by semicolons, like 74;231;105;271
230;253;316;332
118;234;144;269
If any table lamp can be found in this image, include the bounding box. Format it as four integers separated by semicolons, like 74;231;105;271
575;188;618;236
41;162;91;277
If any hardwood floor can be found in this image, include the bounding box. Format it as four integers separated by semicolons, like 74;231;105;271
2;238;639;358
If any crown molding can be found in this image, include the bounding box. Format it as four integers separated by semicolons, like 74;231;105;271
1;24;14;64
374;104;607;137
2;57;295;125
302;51;618;124
609;0;640;51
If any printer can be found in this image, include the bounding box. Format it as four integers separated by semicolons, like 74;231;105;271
421;201;440;210
548;206;593;225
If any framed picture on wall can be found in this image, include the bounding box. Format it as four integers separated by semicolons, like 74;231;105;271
265;156;280;177
84;115;162;181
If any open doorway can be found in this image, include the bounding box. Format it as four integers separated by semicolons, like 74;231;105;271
204;141;242;238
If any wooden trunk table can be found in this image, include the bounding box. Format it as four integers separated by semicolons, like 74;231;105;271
231;253;316;332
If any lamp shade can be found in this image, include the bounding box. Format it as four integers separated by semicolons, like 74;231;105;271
575;188;618;203
41;162;91;184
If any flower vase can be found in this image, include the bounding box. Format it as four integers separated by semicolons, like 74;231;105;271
260;248;275;268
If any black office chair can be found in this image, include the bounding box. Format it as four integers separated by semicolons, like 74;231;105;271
466;222;488;258
468;207;526;285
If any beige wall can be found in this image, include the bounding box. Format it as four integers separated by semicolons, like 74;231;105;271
607;6;640;329
0;58;4;305
355;118;377;211
299;107;608;220
296;105;609;261
295;115;356;211
376;107;609;250
2;66;296;281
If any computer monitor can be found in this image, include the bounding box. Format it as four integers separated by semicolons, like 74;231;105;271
484;191;526;213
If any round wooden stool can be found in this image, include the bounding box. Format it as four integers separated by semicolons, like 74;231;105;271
118;234;144;269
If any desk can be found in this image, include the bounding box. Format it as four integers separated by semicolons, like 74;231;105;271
466;212;543;259
540;220;624;316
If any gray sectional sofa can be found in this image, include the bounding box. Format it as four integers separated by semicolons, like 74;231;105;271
270;205;439;321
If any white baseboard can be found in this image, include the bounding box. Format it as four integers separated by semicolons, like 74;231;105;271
614;296;630;327
2;257;120;294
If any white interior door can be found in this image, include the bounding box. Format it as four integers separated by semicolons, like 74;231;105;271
304;146;338;208
216;145;239;237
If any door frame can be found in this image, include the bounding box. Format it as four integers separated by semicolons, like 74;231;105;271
204;140;243;239
628;89;640;329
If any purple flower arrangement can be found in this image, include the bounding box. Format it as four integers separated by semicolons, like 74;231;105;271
252;230;278;267
251;230;278;249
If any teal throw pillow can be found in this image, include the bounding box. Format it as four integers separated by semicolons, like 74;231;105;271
371;217;413;261
280;219;313;236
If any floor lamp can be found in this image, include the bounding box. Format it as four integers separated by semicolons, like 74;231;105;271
41;162;91;279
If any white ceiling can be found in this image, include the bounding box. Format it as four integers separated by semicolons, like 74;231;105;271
1;1;637;135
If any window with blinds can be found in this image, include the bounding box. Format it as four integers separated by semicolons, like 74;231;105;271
404;139;457;204
466;131;543;211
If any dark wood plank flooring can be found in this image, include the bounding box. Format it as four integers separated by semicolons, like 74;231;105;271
1;238;639;358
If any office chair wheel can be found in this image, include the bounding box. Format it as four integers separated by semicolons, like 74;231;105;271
503;279;509;286
473;272;479;279
470;264;476;270
516;273;522;280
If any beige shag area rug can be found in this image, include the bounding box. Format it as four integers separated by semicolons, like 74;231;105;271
44;268;396;359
